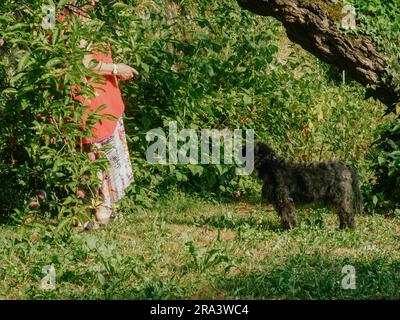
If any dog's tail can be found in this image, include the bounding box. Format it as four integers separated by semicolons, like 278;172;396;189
350;167;363;214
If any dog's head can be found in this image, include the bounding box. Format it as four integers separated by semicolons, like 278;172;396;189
244;141;282;175
254;141;277;158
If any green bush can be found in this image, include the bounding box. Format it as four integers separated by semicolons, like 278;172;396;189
367;117;400;212
0;0;110;221
351;0;400;210
0;0;392;221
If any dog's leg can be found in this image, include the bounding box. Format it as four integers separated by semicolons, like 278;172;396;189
335;180;356;229
337;207;355;229
261;182;270;203
337;209;347;230
347;212;356;229
274;186;297;229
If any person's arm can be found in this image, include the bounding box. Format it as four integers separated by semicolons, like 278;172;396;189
82;54;139;80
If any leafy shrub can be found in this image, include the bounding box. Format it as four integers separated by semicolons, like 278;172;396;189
0;0;390;220
366;118;400;212
350;0;400;210
0;0;110;221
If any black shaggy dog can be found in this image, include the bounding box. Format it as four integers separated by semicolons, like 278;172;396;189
250;142;362;229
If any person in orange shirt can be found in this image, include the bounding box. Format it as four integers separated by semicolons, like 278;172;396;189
60;0;138;227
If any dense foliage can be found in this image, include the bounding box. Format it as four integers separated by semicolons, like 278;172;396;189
0;0;396;221
354;0;400;87
0;0;113;223
351;0;400;211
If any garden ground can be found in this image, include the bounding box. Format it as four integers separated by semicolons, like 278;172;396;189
1;192;400;299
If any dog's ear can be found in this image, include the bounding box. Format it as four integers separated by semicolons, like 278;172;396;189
257;142;277;158
253;141;282;168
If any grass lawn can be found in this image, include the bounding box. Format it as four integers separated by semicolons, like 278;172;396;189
1;192;400;299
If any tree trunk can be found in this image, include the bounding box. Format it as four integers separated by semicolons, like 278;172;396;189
236;0;399;110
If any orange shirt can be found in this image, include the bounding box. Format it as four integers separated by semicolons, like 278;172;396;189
82;50;126;143
56;13;125;144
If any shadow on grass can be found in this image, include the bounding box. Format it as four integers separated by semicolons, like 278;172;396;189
75;253;400;300
150;193;283;232
164;214;284;233
216;253;400;299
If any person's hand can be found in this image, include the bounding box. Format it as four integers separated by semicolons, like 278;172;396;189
115;64;139;81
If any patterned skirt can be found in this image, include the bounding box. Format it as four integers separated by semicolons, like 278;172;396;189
94;117;134;208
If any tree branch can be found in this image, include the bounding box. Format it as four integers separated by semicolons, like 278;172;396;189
237;0;399;110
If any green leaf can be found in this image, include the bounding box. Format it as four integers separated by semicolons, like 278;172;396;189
45;58;63;69
1;88;18;95
56;217;72;233
97;272;106;285
16;51;32;73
